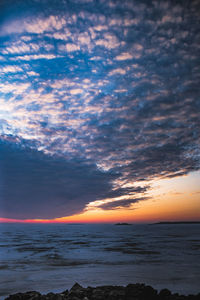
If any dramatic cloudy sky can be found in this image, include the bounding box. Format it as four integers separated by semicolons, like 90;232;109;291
0;0;199;221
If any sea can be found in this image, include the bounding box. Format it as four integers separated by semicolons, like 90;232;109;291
0;223;200;298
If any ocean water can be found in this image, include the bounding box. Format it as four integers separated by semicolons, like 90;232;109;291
0;223;200;298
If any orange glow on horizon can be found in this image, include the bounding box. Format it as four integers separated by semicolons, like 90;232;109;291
1;171;199;224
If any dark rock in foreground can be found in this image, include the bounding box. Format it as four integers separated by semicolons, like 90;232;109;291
5;283;200;300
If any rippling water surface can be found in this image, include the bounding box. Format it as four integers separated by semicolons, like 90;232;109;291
0;223;200;298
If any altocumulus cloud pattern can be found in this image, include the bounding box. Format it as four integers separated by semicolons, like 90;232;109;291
0;0;199;219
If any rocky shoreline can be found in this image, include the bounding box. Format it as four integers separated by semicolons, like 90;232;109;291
5;283;200;300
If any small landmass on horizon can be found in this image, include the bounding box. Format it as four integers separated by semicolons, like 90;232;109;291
114;222;132;226
150;221;200;225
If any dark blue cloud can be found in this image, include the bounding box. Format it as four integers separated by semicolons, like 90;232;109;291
0;138;149;219
0;139;109;218
98;197;149;210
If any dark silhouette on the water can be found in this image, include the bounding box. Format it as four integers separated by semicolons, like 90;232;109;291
115;223;132;226
151;221;200;225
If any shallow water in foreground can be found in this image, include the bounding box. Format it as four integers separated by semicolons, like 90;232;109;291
0;223;199;298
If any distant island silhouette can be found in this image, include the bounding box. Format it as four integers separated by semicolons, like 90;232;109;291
114;223;132;226
151;221;200;225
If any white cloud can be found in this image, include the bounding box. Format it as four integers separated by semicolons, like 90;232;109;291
96;33;120;49
114;89;127;93
90;56;102;61
65;43;80;52
1;15;66;35
124;18;140;26
133;43;143;51
3;43;32;54
0;66;23;73
70;89;83;95
0;82;30;94
10;54;59;61
115;52;133;60
109;68;126;75
21;36;32;41
109;18;123;26
48;31;71;41
77;32;91;45
27;71;39;76
93;25;108;31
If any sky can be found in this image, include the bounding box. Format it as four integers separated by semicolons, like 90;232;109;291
0;0;200;223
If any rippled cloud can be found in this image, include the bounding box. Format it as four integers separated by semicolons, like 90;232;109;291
0;0;199;219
